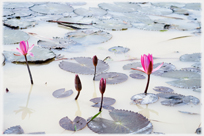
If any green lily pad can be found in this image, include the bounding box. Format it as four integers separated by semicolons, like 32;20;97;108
108;46;130;54
3;125;24;134
59;116;86;131
94;72;128;84
153;86;174;93
4;19;37;29
59;57;109;75
98;2;141;13
93;19;132;31
87;109;153;134
3;29;30;45
74;7;107;17
30;3;73;15
131;93;159;105
65;29;112;45
180;53;201;62
3;46;56;63
161;70;201;79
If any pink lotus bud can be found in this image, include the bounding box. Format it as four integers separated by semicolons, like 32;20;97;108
75;74;82;92
99;78;106;94
93;55;98;67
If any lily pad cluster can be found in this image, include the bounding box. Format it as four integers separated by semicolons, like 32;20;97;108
3;125;45;134
74;7;107;17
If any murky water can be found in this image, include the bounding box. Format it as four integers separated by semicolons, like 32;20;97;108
2;1;201;134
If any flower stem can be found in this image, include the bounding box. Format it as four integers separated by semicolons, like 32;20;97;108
75;91;80;100
99;94;103;112
24;55;33;85
144;75;150;94
93;66;96;80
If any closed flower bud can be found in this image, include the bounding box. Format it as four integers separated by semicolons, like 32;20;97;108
99;78;106;94
75;74;82;92
93;55;98;67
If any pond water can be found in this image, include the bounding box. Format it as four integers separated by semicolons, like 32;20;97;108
2;1;202;134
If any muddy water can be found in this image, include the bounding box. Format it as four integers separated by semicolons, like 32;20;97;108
2;1;201;134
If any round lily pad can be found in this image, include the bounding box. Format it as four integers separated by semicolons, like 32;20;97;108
98;2;141;13
166;78;201;89
180;53;201;62
3;125;24;134
151;2;185;9
90;97;116;106
129;73;145;79
181;67;201;73
192;62;201;69
94;72;128;84
182;95;200;105
3;46;56;63
153;86;174;93
11;8;34;18
193;88;201;92
137;6;172;15
178;111;199;115
131;93;159;105
3;2;34;9
4;19;37;29
184;3;201;10
132;23;166;31
156;92;185;99
161;99;184;106
3;29;30;45
30;3;73;15
93;19;132;31
3;9;14;16
52;88;73;98
161;70;201;79
59;57;109;75
59;116;86;131
87;109;153;134
108;46;130;54
74;7;107;17
196;128;201;134
65;29;112;45
152;62;177;76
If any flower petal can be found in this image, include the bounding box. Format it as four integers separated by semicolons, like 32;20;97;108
19;41;27;55
29;52;34;57
28;44;34;52
26;41;29;52
16;48;24;55
13;53;22;56
152;62;164;73
131;68;146;74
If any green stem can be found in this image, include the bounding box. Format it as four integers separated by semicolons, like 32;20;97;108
75;91;80;100
24;55;33;85
144;75;150;94
99;94;103;112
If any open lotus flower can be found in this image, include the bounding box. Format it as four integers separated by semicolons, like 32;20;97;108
99;78;106;112
132;54;163;94
14;41;34;56
13;41;34;84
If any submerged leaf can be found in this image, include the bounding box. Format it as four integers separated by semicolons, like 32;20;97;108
108;46;130;54
3;125;24;134
59;116;86;131
52;88;73;98
94;72;128;84
131;93;159;105
3;46;56;63
153;86;174;93
179;53;201;62
59;57;109;75
87;109;153;134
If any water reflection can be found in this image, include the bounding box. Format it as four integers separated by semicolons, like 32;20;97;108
92;81;97;98
75;100;81;117
14;85;35;120
137;105;158;118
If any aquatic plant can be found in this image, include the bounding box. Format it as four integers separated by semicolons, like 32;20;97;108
132;54;163;94
14;41;34;84
75;74;82;100
99;78;106;112
92;55;98;80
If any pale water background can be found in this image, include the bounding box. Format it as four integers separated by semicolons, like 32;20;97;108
1;0;203;134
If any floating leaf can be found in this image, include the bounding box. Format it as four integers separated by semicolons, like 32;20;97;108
27;132;46;134
161;99;184;106
132;23;166;31
152;63;177;76
182;95;200;105
3;29;29;45
156;92;185;99
123;62;142;70
92;104;115;110
129;73;145;79
3;125;24;134
59;57;109;75
137;6;172;15
196;127;201;134
65;2;86;6
87;109;153;134
3;2;34;9
131;93;159;105
193;88;201;92
153;86;174;93
65;29;112;45
59;116;86;131
180;53;201;62
178;111;199;115
166;78;201;89
94;72;128;84
30;3;73;15
52;88;73;98
90;97;116;106
3;9;14;16
161;70;201;79
11;8;33;18
98;2;141;13
192;62;201;69
184;3;201;10
181;67;201;73
4;19;37;29
3;46;56;63
151;2;185;8
93;19;132;31
74;7;107;17
108;46;130;54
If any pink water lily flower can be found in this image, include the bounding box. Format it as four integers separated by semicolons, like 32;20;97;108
132;54;163;75
14;41;34;56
